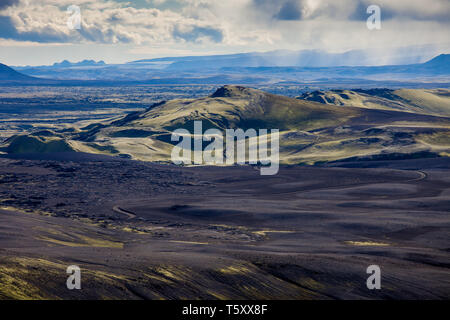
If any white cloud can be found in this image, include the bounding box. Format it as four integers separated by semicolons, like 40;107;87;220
0;0;448;60
0;0;225;44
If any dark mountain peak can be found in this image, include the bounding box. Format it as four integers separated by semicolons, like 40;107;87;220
423;54;450;66
0;63;10;70
211;85;259;98
0;63;33;80
0;62;19;73
53;60;71;67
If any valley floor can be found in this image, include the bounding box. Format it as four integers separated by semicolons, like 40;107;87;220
0;156;449;299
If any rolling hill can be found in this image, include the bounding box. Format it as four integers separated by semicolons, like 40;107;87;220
297;88;450;117
2;86;450;165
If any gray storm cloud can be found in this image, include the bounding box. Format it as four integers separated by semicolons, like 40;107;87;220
0;0;19;10
0;0;448;62
250;0;450;21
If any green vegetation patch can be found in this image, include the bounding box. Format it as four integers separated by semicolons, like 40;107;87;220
6;135;74;154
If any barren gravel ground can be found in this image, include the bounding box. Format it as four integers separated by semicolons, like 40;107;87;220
0;155;449;299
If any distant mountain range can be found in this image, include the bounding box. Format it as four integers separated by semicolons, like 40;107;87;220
52;60;106;68
130;49;443;69
1;54;449;86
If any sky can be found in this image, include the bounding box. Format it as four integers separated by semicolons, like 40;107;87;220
0;0;449;66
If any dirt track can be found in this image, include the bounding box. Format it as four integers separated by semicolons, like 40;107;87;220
112;206;136;219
